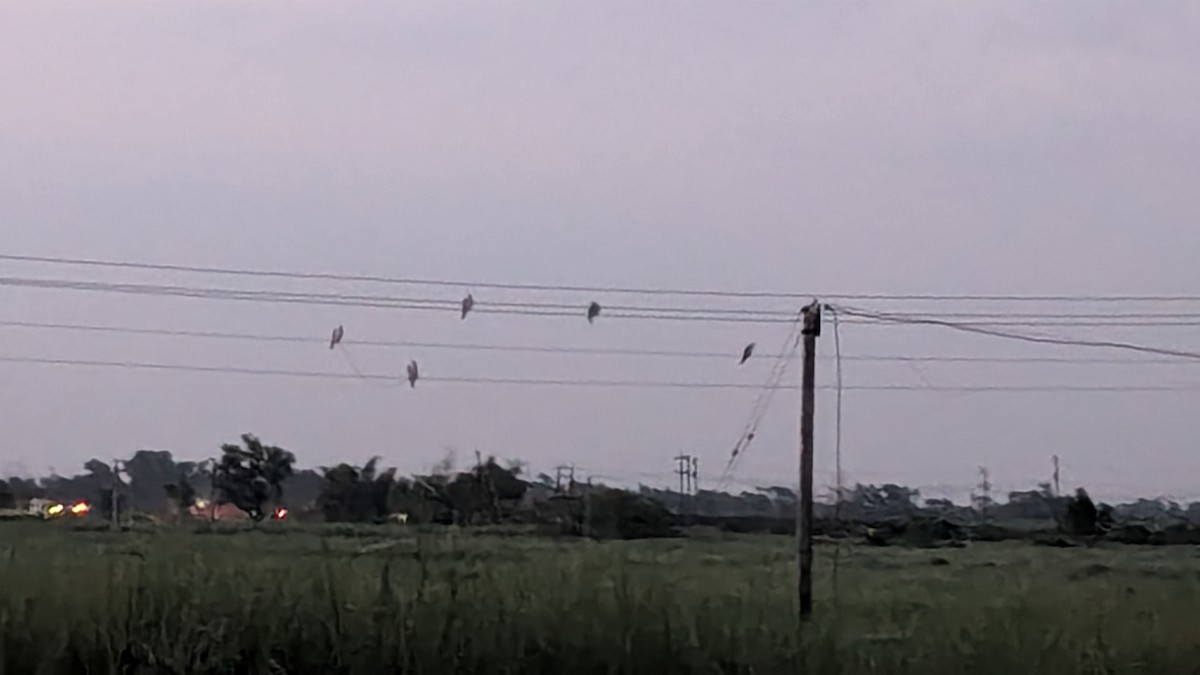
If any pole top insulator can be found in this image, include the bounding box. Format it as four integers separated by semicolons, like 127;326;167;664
801;300;822;337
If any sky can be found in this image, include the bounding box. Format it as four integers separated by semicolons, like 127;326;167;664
2;1;1200;503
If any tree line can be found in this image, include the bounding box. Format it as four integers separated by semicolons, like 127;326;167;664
0;434;519;523
0;433;676;537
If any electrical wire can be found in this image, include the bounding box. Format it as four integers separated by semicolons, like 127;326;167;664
7;353;1200;391
22;272;1200;327
843;317;1200;328
834;305;1200;362
11;253;1200;303
717;311;805;490
0;276;799;324
0;253;818;299
830;306;844;514
336;346;407;390
828;304;846;605
4;318;1199;365
857;311;1200;320
6;318;1200;365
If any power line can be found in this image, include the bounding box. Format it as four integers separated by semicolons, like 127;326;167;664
829;305;845;511
10;253;1200;303
4;353;1200;392
862;311;1200;319
830;290;1200;300
0;253;820;299
845;317;1200;328
4;319;1199;365
842;354;1200;365
0;354;755;387
0;276;799;323
834;305;1200;362
825;293;1200;303
718;312;805;489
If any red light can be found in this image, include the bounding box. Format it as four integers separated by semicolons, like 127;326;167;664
70;502;91;515
273;507;288;520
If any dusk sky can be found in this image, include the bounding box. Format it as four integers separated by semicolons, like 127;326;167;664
3;2;1200;502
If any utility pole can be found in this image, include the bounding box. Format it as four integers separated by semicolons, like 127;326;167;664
674;454;695;517
691;456;699;518
554;465;576;494
583;476;593;538
797;300;821;622
110;458;122;531
974;466;993;520
1052;455;1061;497
209;458;218;522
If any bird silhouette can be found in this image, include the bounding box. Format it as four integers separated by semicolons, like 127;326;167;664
330;325;344;350
587;302;602;324
739;343;756;365
406;360;419;388
461;294;475;320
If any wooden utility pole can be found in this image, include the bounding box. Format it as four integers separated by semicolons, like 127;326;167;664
797;300;821;621
209;459;218;522
110;458;122;531
690;456;699;518
975;466;993;520
583;477;593;538
1052;455;1061;497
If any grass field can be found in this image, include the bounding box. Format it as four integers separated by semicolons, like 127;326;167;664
1;522;1197;675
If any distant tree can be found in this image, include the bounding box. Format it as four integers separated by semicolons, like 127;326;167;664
163;473;197;514
282;469;324;510
318;457;397;522
757;486;796;501
41;459;113;505
4;476;43;501
215;434;295;521
1064;488;1099;537
844;483;920;517
442;456;527;525
124;450;182;512
431;449;456;477
389;477;448;524
0;480;15;510
586;488;677;539
84;459;114;482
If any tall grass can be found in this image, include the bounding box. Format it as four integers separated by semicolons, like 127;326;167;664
0;522;1197;674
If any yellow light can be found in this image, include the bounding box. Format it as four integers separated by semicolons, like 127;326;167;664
47;504;65;516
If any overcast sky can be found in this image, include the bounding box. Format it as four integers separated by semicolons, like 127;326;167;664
2;2;1199;502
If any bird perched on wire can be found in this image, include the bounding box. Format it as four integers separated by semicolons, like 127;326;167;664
330;325;345;350
406;360;419;388
739;343;756;365
587;302;602;324
461;294;475;320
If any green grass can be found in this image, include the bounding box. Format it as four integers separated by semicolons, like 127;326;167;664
1;521;1198;674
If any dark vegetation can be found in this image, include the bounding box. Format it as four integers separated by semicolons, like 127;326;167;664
213;434;296;521
5;435;1200;674
6;435;1200;546
2;527;1199;675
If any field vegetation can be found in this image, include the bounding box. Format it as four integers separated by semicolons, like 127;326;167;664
1;522;1197;675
